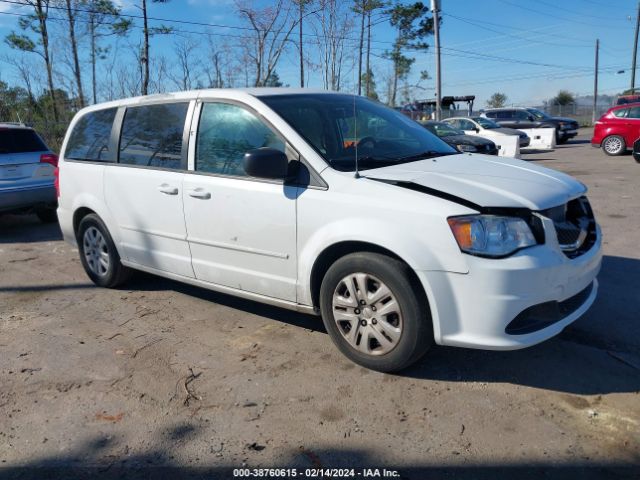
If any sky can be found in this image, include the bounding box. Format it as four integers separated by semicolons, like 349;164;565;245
0;0;637;107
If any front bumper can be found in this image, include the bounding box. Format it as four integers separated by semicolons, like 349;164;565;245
418;226;602;350
0;184;56;213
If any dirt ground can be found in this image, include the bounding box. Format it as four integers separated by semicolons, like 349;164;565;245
1;129;639;479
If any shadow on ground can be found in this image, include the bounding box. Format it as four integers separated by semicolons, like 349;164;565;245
1;442;638;480
0;214;62;243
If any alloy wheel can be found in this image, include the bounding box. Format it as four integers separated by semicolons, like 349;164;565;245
83;226;110;277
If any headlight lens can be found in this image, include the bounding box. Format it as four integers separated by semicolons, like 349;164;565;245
456;144;477;152
447;215;537;257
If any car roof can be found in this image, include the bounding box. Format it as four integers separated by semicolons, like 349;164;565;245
611;101;640;110
69;88;349;118
483;107;526;111
0;122;33;130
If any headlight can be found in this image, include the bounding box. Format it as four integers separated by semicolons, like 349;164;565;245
447;215;537;257
456;144;477;152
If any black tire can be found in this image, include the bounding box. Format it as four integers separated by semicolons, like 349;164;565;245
319;252;433;372
601;135;626;156
77;213;131;288
36;207;58;224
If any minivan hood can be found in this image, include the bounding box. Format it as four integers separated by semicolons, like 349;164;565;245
363;153;586;210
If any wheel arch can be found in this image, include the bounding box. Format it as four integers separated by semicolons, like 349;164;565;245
308;241;429;312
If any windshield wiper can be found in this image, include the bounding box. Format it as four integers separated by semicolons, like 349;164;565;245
394;150;455;162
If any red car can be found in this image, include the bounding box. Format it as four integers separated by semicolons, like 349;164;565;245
592;102;640;155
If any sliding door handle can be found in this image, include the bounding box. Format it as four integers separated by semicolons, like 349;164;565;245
158;184;179;195
188;188;211;200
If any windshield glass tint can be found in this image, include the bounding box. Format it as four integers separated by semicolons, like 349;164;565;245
260;94;456;171
473;117;500;129
526;108;547;119
0;129;47;154
428;122;463;137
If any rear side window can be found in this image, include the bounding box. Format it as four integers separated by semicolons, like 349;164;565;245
65;108;116;161
484;111;497;118
119;103;189;169
613;108;628;118
0;129;48;154
496;111;513;119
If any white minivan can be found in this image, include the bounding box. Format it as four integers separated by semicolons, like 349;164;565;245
57;89;602;372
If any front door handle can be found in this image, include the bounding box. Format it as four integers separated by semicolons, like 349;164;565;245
188;188;211;200
158;184;179;195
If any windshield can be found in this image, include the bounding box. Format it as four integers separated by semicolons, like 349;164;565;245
260;94;457;171
423;122;463;137
473;117;500;129
526;108;548;120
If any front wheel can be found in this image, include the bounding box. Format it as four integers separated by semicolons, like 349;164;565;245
319;252;433;372
601;135;626;156
77;213;131;288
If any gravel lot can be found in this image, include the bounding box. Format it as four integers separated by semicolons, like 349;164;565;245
1;129;639;479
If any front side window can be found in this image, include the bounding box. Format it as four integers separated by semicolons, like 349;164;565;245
119;103;188;169
65;108;116;161
458;119;476;130
514;110;531;120
196;102;285;177
613;108;628;118
260;94;455;172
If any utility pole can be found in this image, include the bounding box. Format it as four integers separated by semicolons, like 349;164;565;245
593;39;599;125
632;1;640;90
299;0;304;88
431;0;442;120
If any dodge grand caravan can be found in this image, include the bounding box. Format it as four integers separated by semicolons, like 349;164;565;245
57;89;602;372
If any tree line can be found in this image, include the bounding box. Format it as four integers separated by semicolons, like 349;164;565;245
0;0;435;150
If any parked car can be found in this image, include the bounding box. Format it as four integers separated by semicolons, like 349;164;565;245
443;116;531;148
633;138;640;163
420;120;498;155
58;89;601;372
0;123;58;222
591;103;640;156
616;89;640;105
482;107;579;144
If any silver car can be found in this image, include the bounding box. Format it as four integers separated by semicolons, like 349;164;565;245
0;123;58;223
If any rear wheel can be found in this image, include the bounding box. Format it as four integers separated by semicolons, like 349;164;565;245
319;252;433;372
77;213;131;288
601;135;626;156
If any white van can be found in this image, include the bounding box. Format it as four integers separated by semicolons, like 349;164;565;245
57;89;602;372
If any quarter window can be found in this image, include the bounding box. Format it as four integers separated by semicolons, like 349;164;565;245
196;102;285;177
119;103;188;169
65;108;117;161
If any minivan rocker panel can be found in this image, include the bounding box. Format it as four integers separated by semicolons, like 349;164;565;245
57;88;602;372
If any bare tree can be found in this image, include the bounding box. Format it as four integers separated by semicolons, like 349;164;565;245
5;0;58;121
139;0;171;95
85;0;131;104
61;0;85;107
235;0;298;87
313;0;354;91
169;37;199;91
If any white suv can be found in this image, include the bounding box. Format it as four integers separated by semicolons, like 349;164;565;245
57;89;602;372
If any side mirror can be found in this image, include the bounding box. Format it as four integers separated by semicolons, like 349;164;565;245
243;148;290;179
528;115;535;121
474;127;480;133
633;138;640;163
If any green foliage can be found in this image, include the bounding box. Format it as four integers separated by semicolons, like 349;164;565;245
5;33;37;53
486;92;508;108
264;71;285;87
361;69;379;100
553;90;575;106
